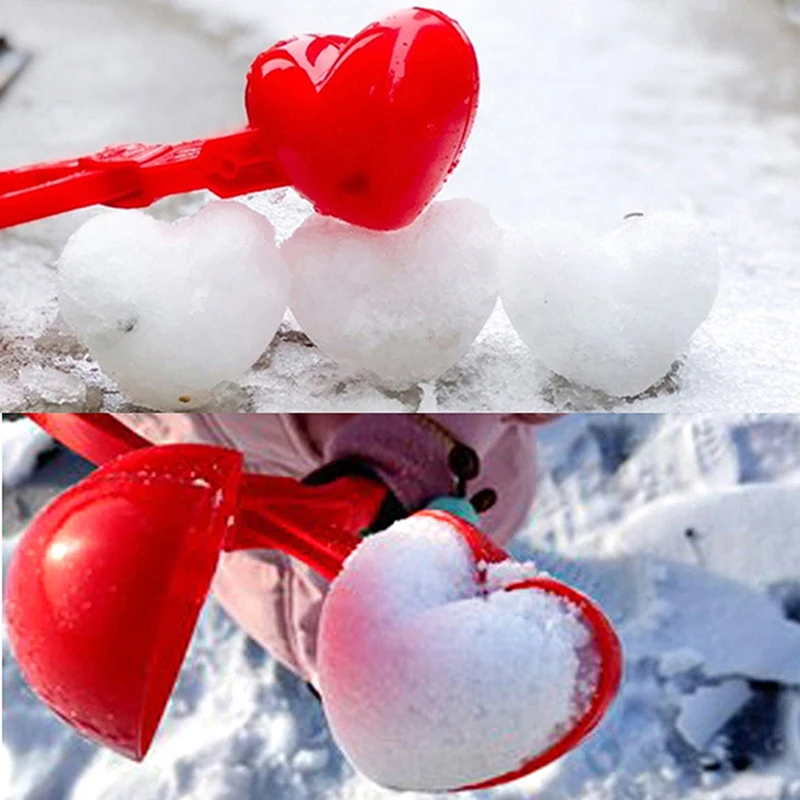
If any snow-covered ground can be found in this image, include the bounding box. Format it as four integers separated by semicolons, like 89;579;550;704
1;0;799;411
1;418;54;489
3;413;800;799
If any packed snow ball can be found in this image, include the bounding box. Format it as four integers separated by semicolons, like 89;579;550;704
58;201;289;410
318;514;592;791
501;211;721;396
284;199;501;388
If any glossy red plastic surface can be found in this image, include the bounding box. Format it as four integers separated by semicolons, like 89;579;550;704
11;416;619;784
28;413;151;464
8;418;389;759
27;412;388;581
0;7;478;231
26;414;388;584
246;7;479;230
415;510;623;791
236;473;388;581
0;132;289;230
4;444;243;760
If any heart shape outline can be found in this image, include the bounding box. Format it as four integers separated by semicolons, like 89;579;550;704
245;7;480;230
500;212;720;396
416;510;623;791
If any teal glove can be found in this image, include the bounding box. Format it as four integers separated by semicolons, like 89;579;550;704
425;496;481;527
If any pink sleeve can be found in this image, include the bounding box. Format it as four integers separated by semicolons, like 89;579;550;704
111;413;224;446
112;413;540;683
320;414;538;543
113;413;328;681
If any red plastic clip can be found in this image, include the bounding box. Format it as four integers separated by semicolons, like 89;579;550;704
0;129;290;229
0;8;481;232
26;412;388;582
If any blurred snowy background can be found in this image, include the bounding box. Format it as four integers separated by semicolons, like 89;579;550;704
1;0;800;412
2;413;800;799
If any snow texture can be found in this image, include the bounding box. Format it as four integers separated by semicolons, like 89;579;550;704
501;212;720;396
286;199;500;389
58;201;289;410
0;419;54;489
675;681;752;751
2;0;800;411
4;413;800;800
318;514;588;790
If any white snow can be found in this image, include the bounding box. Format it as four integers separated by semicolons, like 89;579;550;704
578;484;800;590
267;711;300;759
318;513;590;791
3;0;800;411
658;648;705;679
624;561;800;685
58;201;289;410
1;743;11;800
501;212;720;396
676;681;752;751
4;414;800;799
17;365;88;410
1;417;54;488
284;200;500;388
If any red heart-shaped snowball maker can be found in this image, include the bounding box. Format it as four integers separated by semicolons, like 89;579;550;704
4;445;243;760
318;510;623;792
3;435;386;761
245;7;480;230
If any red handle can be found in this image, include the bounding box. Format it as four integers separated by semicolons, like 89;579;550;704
27;413;151;463
0;129;291;229
26;413;387;581
234;474;388;581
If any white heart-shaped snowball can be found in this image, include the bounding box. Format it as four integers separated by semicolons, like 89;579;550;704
501;211;721;396
284;199;501;388
58;201;289;409
318;514;591;791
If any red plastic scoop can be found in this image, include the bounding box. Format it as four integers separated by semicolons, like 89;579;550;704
415;510;622;790
5;416;621;786
26;413;388;583
0;7;479;232
5;444;243;759
5;440;387;759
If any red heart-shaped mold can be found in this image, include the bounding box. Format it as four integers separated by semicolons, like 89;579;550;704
245;7;479;230
415;510;623;791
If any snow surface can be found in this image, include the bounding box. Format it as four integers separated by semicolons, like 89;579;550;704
0;419;54;489
4;413;800;799
2;0;800;410
286;199;500;389
501;212;721;396
318;514;588;790
58;201;289;410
